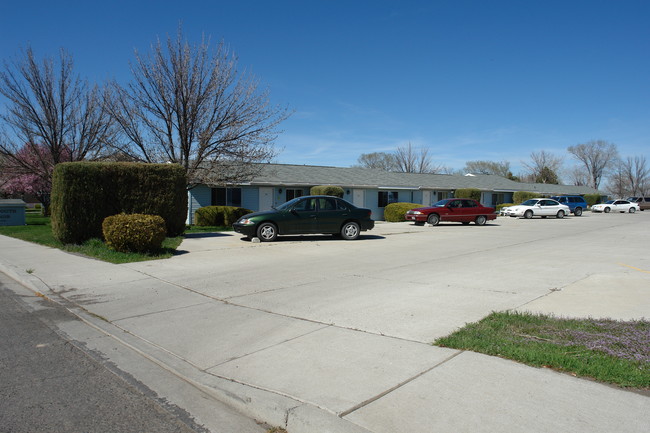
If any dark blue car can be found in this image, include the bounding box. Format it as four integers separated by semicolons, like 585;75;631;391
550;196;587;216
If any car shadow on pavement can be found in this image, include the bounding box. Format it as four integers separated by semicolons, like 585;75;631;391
238;234;386;243
408;223;501;228
183;232;234;239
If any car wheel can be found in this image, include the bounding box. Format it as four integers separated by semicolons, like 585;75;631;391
475;215;487;226
340;221;360;240
629;207;636;213
604;207;611;213
574;207;583;216
427;214;440;226
524;210;533;219
556;210;565;219
257;222;278;242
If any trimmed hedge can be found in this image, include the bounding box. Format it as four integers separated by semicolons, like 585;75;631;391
384;202;423;222
310;185;344;197
51;162;187;244
496;203;514;212
513;191;539;204
454;188;482;202
195;206;252;226
102;213;167;253
583;194;602;207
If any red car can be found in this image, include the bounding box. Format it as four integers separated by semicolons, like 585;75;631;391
405;198;497;226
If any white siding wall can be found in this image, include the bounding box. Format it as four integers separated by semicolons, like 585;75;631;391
187;185;212;224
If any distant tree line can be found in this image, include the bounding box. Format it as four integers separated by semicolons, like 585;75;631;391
354;140;649;197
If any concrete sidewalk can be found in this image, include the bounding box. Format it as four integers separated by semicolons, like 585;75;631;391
1;215;649;432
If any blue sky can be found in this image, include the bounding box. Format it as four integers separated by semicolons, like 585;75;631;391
2;0;649;178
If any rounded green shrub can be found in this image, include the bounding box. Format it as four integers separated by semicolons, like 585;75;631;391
583;194;602;208
102;213;167;253
310;185;344;197
194;206;252;226
496;203;514;213
454;188;482;202
384;202;423;222
513;191;538;204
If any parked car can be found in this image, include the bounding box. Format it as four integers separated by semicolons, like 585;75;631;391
404;198;496;226
591;200;640;213
501;198;570;219
626;197;650;211
550;195;587;216
233;195;374;241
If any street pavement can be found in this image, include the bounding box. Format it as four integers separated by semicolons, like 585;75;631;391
0;212;649;432
0;276;213;433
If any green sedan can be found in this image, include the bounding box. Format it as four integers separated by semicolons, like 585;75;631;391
233;195;375;241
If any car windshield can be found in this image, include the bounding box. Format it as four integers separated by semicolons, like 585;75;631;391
521;199;539;206
431;199;450;207
275;197;303;210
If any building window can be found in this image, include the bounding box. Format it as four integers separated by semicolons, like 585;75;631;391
437;191;452;200
286;188;303;201
491;193;506;206
211;187;242;207
378;191;398;208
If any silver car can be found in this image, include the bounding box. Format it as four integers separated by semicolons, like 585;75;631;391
502;198;571;219
591;200;640;213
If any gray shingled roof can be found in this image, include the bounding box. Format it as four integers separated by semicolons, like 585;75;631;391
244;164;602;195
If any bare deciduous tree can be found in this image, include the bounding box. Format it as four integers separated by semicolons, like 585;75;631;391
394;142;446;173
606;160;627;198
108;29;290;187
567;166;590;186
607;155;650;197
521;150;563;184
462;160;513;177
0;47;114;209
622;155;649;196
355;144;449;174
354;152;397;171
567;140;618;190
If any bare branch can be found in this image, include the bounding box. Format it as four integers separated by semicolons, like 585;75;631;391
463;160;512;177
0;47;115;207
354;152;397;171
394;142;445;173
108;27;290;187
567;140;619;189
521;150;563;184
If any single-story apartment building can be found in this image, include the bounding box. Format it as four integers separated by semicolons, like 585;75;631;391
187;163;603;223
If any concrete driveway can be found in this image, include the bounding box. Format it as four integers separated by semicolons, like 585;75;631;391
129;212;649;341
1;212;648;432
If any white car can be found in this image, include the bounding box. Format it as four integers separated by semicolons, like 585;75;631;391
591;200;640;213
502;198;571;219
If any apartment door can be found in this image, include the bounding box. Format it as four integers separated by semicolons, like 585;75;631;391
259;187;274;211
353;189;364;207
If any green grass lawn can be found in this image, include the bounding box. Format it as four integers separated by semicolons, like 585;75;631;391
0;215;231;264
435;311;650;389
